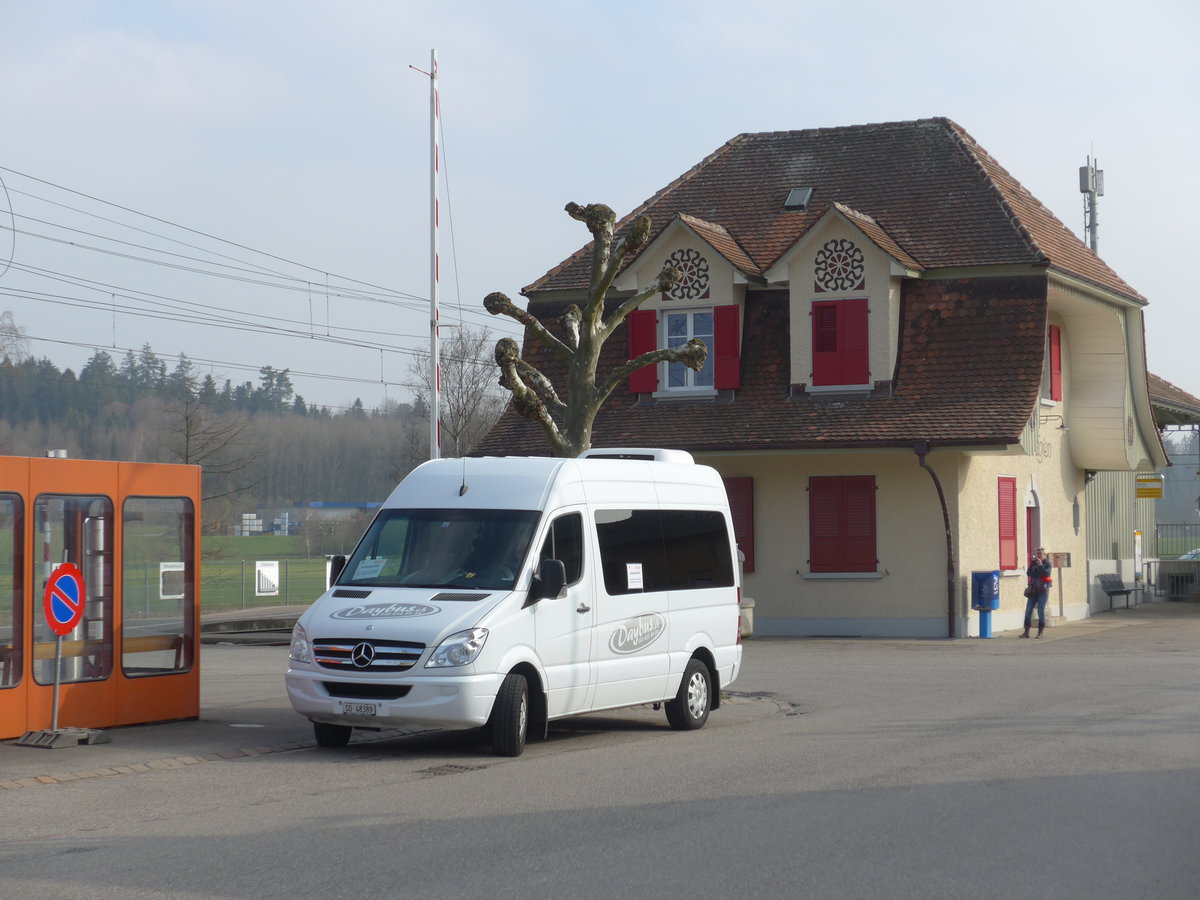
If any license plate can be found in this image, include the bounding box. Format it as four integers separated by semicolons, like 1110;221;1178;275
337;701;379;716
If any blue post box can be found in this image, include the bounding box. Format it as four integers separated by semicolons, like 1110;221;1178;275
971;570;1001;638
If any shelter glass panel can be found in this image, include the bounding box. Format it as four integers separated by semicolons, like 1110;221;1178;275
122;497;195;676
0;494;23;689
32;494;114;685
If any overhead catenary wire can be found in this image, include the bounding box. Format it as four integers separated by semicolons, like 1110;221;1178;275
0;162;518;407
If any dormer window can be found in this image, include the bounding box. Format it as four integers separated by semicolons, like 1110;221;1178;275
666;310;714;389
628;304;742;395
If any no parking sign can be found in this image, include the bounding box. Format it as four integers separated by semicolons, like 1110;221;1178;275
43;562;86;636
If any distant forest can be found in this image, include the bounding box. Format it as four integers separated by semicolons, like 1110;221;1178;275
0;344;433;535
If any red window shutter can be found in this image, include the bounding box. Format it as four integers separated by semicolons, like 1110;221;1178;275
713;304;741;390
627;309;658;393
809;477;842;572
723;476;754;573
842;299;870;385
998;477;1018;570
812;300;869;386
842;475;877;572
811;302;839;386
810;475;877;573
1049;325;1062;402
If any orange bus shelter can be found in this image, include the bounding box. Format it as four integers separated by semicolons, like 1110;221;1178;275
0;455;201;740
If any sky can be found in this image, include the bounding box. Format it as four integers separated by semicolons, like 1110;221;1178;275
1;0;1197;412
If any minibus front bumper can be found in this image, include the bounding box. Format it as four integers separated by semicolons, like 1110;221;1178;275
286;665;505;731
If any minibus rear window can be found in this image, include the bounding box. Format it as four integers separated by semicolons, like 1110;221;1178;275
338;509;541;591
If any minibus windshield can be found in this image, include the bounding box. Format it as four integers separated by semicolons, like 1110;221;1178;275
337;508;541;590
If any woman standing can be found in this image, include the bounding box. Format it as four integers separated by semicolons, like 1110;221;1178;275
1022;548;1053;638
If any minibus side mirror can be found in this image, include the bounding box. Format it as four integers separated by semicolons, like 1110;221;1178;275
528;558;566;605
328;554;347;587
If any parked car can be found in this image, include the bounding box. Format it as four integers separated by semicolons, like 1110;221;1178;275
1179;549;1200;560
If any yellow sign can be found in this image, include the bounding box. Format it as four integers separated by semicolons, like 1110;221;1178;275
1134;473;1164;499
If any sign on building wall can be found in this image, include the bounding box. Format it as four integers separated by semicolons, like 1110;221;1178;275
1135;473;1165;499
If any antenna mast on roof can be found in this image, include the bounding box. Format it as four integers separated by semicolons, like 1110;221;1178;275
1079;155;1103;253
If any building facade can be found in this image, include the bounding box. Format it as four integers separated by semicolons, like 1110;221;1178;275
479;119;1168;637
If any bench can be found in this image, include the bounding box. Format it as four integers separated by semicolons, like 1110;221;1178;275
1097;573;1134;610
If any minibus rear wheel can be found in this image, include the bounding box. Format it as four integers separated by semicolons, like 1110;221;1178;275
313;721;352;748
665;658;711;730
489;672;529;757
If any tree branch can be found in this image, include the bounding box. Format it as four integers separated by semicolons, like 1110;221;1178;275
511;356;567;415
592;214;652;307
596;338;708;400
484;292;572;363
494;337;568;455
602;262;680;341
559;304;582;352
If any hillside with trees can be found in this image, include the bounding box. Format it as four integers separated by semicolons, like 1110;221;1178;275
0;344;431;532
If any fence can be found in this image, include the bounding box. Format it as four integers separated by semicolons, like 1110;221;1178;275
1155;524;1200;559
123;559;330;617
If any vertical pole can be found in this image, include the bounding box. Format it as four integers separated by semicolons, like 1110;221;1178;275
51;635;63;731
429;48;441;460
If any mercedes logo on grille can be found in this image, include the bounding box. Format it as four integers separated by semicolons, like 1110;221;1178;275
350;642;376;668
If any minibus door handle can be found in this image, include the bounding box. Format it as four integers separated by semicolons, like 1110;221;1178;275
576;602;591;614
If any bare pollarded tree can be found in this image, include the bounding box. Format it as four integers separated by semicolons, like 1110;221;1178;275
407;324;509;458
484;203;707;457
0;311;30;363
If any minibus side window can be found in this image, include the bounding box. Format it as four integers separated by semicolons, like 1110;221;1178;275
595;509;734;595
660;510;735;589
595;509;668;595
539;514;584;585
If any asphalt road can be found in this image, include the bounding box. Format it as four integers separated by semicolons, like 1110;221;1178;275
2;603;1198;899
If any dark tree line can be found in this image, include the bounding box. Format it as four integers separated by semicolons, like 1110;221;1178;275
0;345;324;425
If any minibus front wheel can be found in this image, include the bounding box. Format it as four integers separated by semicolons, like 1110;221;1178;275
489;672;529;757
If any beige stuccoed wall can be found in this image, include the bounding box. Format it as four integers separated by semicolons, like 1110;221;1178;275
704;418;1088;637
956;427;1088;634
704;450;962;637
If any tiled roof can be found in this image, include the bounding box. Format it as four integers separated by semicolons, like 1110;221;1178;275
476;274;1047;456
1149;373;1200;425
675;213;762;276
525;118;1141;302
829;202;923;271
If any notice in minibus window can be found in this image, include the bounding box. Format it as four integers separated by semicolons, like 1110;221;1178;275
355;558;387;580
626;563;643;591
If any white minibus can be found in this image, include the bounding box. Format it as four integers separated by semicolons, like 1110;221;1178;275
285;449;743;756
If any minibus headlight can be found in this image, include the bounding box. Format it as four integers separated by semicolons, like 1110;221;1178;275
426;628;489;668
289;623;312;664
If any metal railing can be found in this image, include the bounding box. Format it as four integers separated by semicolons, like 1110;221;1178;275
1143;559;1200;601
1155;524;1200;559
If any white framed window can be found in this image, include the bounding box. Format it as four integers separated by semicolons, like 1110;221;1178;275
664;309;714;391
